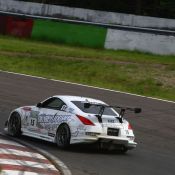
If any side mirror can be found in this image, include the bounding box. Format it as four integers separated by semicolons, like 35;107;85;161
36;102;42;108
134;108;142;113
84;103;91;108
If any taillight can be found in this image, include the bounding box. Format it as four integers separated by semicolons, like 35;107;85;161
128;123;132;130
76;115;95;126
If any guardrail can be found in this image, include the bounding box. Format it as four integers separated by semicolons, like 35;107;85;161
0;10;175;36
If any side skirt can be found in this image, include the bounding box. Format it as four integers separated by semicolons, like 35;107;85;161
21;129;55;143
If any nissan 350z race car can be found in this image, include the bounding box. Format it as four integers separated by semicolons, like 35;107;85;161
5;95;141;153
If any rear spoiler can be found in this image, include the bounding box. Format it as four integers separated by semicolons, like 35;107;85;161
84;102;141;123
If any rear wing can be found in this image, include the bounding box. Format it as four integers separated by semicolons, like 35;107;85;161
84;102;141;123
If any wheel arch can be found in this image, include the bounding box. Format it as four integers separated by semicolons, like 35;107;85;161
8;110;22;122
7;110;22;136
55;122;71;135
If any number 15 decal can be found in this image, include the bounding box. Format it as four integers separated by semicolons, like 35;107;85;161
30;118;37;127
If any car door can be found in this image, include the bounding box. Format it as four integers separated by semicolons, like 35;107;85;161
26;97;67;140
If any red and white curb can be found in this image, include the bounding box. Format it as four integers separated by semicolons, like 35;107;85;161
0;136;60;175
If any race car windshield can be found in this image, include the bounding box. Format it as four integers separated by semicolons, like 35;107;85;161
72;101;117;116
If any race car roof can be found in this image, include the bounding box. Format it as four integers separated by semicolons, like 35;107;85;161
53;95;106;104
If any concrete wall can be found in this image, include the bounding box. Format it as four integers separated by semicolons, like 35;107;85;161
0;0;175;30
0;0;175;55
105;29;175;55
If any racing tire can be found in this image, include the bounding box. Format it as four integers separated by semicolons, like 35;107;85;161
56;124;71;149
8;112;21;137
120;146;128;154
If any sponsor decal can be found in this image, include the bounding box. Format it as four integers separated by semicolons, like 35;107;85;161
38;114;71;124
37;114;71;132
66;107;74;113
48;133;55;137
71;126;87;137
108;119;115;123
30;118;37;127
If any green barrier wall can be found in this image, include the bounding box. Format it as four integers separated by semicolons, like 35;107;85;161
32;19;107;48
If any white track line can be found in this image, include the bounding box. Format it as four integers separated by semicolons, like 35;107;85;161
0;70;175;104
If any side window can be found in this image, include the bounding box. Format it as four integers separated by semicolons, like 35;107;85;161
41;97;67;110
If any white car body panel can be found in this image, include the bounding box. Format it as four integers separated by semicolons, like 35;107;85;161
5;95;137;150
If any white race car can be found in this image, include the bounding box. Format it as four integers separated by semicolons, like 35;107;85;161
5;95;141;153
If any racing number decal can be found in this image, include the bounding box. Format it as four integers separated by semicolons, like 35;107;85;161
30;118;37;127
29;110;39;128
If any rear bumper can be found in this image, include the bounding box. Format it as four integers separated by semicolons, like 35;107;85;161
98;136;137;149
71;135;137;149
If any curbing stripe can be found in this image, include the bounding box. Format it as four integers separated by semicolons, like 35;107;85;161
0;70;174;104
1;170;45;175
0;154;51;164
0;138;25;147
1;164;59;175
0;161;57;170
0;143;41;153
0;149;46;159
0;133;72;175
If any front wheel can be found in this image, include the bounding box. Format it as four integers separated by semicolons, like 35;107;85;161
56;124;71;149
8;112;21;136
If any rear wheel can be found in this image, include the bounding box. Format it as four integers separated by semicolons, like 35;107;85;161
8;112;21;137
56;124;71;149
120;146;128;154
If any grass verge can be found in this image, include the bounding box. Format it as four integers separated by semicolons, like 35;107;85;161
0;35;175;101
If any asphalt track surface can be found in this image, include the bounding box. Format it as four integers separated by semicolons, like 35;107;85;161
0;71;175;175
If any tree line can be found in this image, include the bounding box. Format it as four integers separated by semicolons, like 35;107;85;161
19;0;175;19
